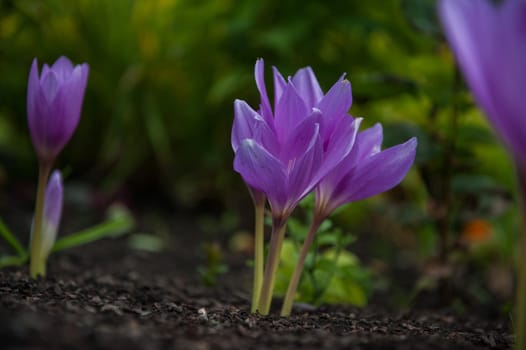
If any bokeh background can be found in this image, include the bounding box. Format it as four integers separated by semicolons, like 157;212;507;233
0;0;518;308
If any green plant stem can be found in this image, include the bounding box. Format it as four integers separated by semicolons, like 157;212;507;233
257;219;287;315
29;163;51;278
251;202;265;313
281;216;323;316
516;169;526;350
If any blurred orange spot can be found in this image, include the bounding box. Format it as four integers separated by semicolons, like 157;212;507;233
462;219;492;244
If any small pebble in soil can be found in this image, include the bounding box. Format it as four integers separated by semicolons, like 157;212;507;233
198;307;208;321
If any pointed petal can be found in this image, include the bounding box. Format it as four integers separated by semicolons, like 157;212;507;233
30;86;55;158
319;116;362;180
40;70;60;103
231;99;262;151
292;66;323;108
51;56;74;80
330;137;417;210
316;76;352;125
232;100;278;154
56;64;89;135
314;118;361;211
287;124;323;207
234;139;287;211
27;59;40;144
41;64;51;79
274;81;309;142
328;122;383;179
355;123;383;161
254;59;274;125
272;66;287;111
280;109;321;162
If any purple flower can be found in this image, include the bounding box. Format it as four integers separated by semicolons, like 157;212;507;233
315;123;417;219
27;56;89;164
232;59;359;220
439;0;526;168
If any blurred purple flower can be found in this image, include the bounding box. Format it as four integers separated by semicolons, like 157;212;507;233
27;56;89;164
232;59;359;220
315;123;417;219
439;0;526;168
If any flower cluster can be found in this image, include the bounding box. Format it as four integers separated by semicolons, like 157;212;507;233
232;59;417;315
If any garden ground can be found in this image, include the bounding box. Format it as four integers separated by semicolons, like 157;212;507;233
0;209;513;350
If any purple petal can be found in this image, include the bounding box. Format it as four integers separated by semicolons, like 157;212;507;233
49;64;88;149
29;87;54;157
44;170;63;230
232;99;261;151
51;56;74;80
27;59;41;145
331;123;383;179
274;81;309;142
40;71;60;103
233;139;287;212
286;125;323;207
319;116;362;180
41;169;63;258
439;0;497;117
488;0;526;165
292;67;324;108
272;66;287;111
439;0;526;165
316;76;352;126
279;109;321;162
329;137;417;211
254;59;274;126
232;99;277;154
355;123;383;161
40;64;51;79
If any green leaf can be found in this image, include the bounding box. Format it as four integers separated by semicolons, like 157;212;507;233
0;254;28;268
51;206;133;253
128;233;165;252
0;218;27;257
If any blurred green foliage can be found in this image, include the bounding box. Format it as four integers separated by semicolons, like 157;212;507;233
0;0;519;304
0;0;467;203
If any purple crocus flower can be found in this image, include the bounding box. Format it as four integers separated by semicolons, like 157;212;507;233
233;59;359;221
27;56;89;164
439;0;526;169
315;123;417;220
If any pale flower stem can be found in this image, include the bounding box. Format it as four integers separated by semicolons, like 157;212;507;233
516;169;526;350
281;216;323;316
257;220;287;315
29;163;51;278
251;202;265;313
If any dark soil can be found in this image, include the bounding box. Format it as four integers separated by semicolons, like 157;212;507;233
0;214;513;350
